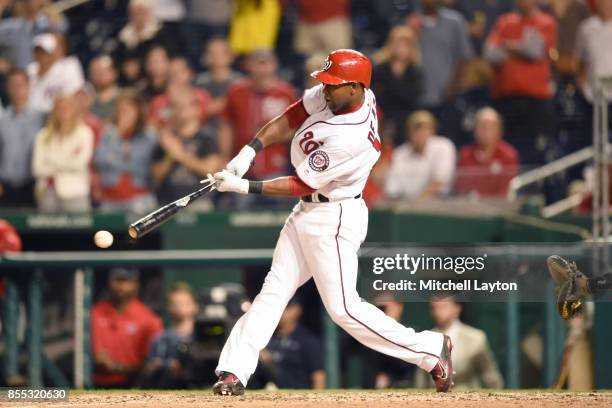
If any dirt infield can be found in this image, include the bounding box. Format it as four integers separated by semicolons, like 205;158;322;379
1;390;611;408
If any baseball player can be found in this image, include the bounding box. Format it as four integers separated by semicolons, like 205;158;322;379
209;49;453;395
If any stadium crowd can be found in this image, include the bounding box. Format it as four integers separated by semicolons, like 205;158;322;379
0;0;611;212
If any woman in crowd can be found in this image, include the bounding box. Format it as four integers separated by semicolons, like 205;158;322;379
94;90;157;213
31;93;94;212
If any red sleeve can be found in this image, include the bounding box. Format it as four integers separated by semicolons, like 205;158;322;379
486;15;505;47
544;16;558;51
289;175;316;196
283;99;309;129
90;306;102;355
220;86;237;122
196;88;212;123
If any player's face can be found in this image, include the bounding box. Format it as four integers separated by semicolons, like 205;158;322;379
322;83;357;114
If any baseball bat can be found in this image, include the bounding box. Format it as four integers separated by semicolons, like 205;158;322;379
128;180;216;240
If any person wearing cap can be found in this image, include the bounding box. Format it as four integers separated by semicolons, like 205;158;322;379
27;32;85;113
384;110;457;200
210;49;454;395
0;0;67;70
91;267;163;388
216;48;297;207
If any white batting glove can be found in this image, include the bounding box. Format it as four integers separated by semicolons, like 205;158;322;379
226;145;256;178
214;170;249;194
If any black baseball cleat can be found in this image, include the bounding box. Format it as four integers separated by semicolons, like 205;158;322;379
430;334;454;392
212;371;245;396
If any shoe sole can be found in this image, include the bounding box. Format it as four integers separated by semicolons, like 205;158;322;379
213;384;245;396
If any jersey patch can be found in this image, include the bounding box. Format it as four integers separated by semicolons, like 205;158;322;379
308;150;330;172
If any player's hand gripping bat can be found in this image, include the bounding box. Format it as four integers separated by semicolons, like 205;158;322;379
128;175;217;239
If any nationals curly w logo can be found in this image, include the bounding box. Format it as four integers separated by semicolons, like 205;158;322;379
321;58;332;71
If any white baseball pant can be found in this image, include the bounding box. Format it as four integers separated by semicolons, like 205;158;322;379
216;198;444;385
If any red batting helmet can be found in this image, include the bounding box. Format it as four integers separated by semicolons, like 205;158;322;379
310;49;372;89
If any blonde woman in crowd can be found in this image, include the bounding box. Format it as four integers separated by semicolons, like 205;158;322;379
31;93;94;212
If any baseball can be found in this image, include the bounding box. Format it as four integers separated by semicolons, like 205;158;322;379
94;230;114;249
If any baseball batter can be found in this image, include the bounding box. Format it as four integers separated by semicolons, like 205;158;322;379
210;49;453;395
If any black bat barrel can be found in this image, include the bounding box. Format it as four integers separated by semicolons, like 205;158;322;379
128;182;215;239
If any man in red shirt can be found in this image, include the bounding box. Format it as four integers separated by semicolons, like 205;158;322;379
456;107;519;197
218;50;297;197
484;0;557;165
91;267;163;387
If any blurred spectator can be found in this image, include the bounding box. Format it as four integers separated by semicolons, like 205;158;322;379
89;55;121;121
219;49;297;180
76;87;104;146
408;0;474;115
229;0;281;56
384;110;456;200
142;282;199;388
0;0;67;70
92;267;163;388
137;45;171;101
0;68;44;207
415;298;504;389
74;86;105;206
372;25;424;145
257;299;326;389
195;38;242;120
27;33;85;113
31;94;93;212
151;0;185;25
448;0;513;51
575;0;612;102
148;56;211;128
183;0;231;66
455;107;519;197
293;0;352;57
484;0;557;165
94;91;157;213
0;0;13;19
151;89;222;208
116;0;173;86
545;0;590;77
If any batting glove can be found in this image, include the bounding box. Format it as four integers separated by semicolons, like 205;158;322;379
214;170;249;194
226;146;256;178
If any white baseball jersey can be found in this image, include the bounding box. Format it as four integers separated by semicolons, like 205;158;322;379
290;84;381;200
216;83;445;387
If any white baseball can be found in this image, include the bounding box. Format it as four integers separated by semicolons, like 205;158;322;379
94;230;114;249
